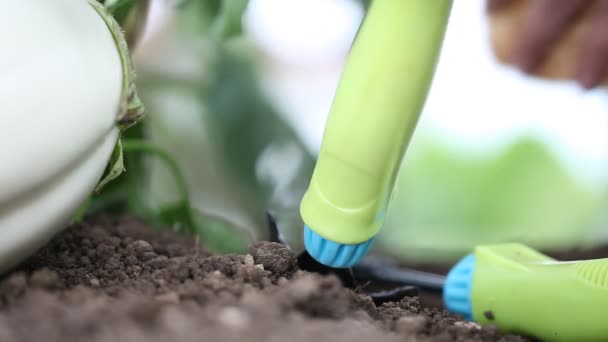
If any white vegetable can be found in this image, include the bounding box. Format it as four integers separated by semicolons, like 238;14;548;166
0;0;125;272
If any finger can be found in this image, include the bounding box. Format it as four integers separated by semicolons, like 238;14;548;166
511;0;588;73
576;0;608;89
486;0;514;13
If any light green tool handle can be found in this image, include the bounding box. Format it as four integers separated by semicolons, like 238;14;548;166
300;0;452;244
472;244;608;342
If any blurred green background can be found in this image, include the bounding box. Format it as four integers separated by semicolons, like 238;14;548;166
90;0;608;264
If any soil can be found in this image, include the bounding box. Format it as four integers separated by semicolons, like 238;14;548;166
0;215;531;342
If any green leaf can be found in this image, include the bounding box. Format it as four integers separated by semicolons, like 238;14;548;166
95;139;125;193
87;0;145;198
177;0;249;39
89;0;146;128
197;43;316;244
102;0;136;22
209;0;249;39
87;123;147;215
203;45;315;208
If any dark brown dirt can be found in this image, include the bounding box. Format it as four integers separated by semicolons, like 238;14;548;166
0;216;531;342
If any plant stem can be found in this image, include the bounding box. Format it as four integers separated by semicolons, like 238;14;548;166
121;139;192;211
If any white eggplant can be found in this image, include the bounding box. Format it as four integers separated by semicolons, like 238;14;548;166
0;0;141;272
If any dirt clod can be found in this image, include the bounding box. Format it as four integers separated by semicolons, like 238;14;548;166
249;241;298;277
0;215;530;342
132;240;154;255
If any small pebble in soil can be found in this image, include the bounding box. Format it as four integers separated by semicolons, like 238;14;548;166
249;241;298;276
132;240;154;255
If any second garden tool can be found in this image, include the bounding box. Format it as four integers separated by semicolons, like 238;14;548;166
445;242;608;342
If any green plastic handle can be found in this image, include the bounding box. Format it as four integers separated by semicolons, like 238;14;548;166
472;243;608;342
300;0;452;244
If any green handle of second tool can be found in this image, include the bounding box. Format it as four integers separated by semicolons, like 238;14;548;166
300;0;453;244
472;243;608;342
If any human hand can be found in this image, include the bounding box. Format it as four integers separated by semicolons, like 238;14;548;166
488;0;608;89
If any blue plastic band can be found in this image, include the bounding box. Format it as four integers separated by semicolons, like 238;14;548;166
303;225;374;268
443;253;476;320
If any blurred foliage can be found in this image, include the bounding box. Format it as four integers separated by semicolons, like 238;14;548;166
202;44;315;213
176;0;248;39
87;0;313;254
97;0;149;46
378;135;605;262
101;0;138;22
